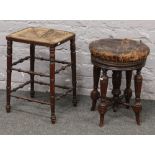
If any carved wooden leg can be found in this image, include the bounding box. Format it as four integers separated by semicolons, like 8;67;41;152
91;65;101;111
50;46;56;124
124;71;132;109
30;44;35;98
132;69;142;125
6;40;13;113
98;69;108;127
112;71;122;112
70;37;77;106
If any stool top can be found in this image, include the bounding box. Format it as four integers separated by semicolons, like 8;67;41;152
6;27;75;47
89;39;150;63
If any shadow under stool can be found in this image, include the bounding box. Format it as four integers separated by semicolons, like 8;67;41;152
89;39;150;127
6;27;77;124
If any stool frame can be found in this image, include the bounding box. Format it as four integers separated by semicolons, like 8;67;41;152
91;55;146;127
6;35;77;124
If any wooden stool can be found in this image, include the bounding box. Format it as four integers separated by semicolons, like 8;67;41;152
6;27;77;124
89;39;150;127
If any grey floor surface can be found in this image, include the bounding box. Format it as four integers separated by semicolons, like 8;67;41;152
0;90;155;135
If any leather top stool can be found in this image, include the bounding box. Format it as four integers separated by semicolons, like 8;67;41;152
89;39;150;127
6;27;77;124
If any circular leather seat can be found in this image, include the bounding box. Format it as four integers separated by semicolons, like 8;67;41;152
89;39;150;63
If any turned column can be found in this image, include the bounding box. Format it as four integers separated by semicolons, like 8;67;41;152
124;71;132;109
98;69;108;127
112;71;122;112
90;65;101;111
6;40;13;113
132;69;143;125
70;37;77;106
50;46;56;124
30;44;35;98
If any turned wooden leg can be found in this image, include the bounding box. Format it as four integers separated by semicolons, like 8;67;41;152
70;37;77;106
132;69;142;125
124;71;132;109
50;46;56;124
30;44;35;98
6;40;13;113
112;71;122;112
90;65;101;111
98;69;108;127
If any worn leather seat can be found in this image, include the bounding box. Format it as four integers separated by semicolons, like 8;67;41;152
89;39;150;63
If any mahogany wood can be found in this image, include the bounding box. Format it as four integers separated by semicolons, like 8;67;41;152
50;46;56;124
124;71;132;109
90;66;101;111
6;40;12;113
6;28;77;124
90;39;149;127
30;44;35;97
112;71;122;112
70;37;77;106
132;69;143;125
98;69;108;127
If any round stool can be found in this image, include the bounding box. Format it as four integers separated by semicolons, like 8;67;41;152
89;39;150;127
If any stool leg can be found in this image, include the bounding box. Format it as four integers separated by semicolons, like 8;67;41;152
50;46;56;124
132;69;142;125
30;44;35;98
6;40;12;113
90;65;101;111
112;71;122;112
70;37;77;106
98;69;108;127
124;71;132;109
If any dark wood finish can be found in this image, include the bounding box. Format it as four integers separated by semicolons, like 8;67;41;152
33;80;71;89
11;81;31;92
30;44;35;98
12;67;50;77
50;46;56;124
56;89;73;101
124;71;132;109
6;28;77;124
12;63;71;77
90;66;101;111
70;37;77;106
6;40;12;113
11;94;50;105
112;71;122;112
12;56;30;66
98;69;108;127
91;56;146;71
132;69;143;125
90;39;149;127
11;88;73;105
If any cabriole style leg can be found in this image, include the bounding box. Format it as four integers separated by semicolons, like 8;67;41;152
50;46;56;124
91;65;101;111
112;71;122;112
30;44;35;98
98;69;108;127
6;40;13;113
70;37;77;106
132;69;142;125
124;71;132;109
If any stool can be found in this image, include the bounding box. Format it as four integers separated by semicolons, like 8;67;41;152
6;27;77;124
89;39;150;127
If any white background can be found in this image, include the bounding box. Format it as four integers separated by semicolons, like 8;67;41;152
0;0;155;155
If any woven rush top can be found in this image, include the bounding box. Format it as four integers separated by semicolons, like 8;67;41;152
89;39;150;62
6;27;75;46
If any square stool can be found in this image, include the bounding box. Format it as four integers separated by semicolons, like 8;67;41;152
6;27;77;124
